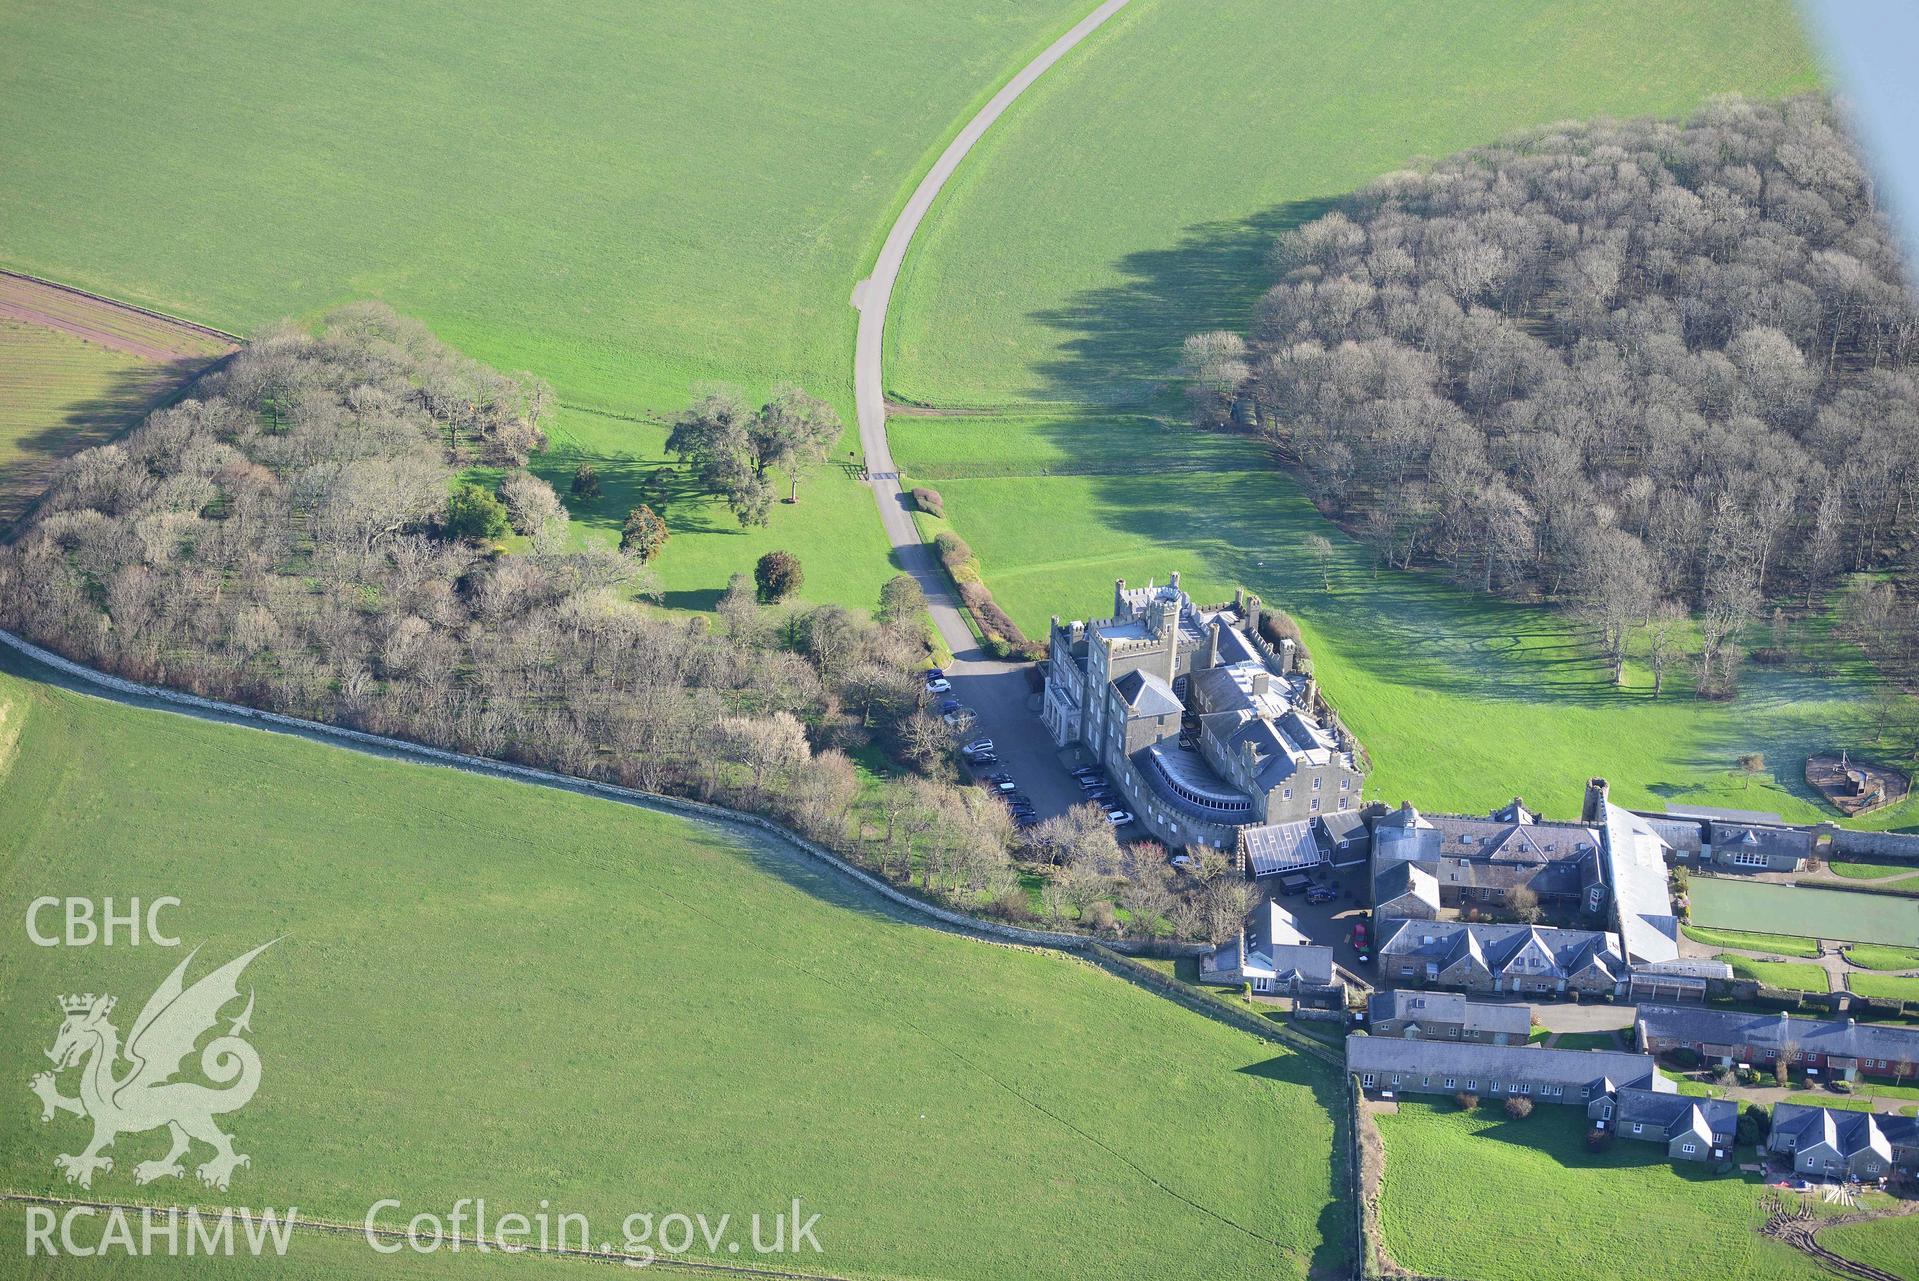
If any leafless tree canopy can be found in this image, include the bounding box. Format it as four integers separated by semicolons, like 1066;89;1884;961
1203;95;1919;686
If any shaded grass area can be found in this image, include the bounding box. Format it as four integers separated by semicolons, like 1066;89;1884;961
1820;1215;1919;1281
1373;1102;1870;1281
887;0;1820;407
1845;944;1919;972
1715;954;1830;992
1691;879;1919;948
1550;1031;1620;1052
0;321;208;526
893;410;1919;824
0;668;1347;1281
1682;926;1821;958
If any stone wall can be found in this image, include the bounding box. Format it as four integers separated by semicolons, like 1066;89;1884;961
1821;826;1919;865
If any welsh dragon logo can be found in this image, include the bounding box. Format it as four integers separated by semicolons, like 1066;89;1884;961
29;941;275;1191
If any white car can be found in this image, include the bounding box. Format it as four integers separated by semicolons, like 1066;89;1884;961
1169;853;1195;870
925;677;952;694
1105;810;1135;826
963;738;994;755
942;709;974;728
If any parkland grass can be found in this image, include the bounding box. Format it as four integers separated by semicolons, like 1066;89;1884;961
1845;944;1919;972
1681;926;1821;958
1372;1102;1883;1281
0;666;1346;1281
1714;955;1830;992
0;0;1104;612
892;411;1919;824
1690;879;1919;949
1830;859;1919;882
1820;1215;1919;1281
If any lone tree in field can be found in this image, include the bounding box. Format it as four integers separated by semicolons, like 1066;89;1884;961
1738;752;1768;790
667;383;843;523
1304;533;1335;591
878;573;927;626
755;550;804;603
570;462;602;502
444;483;509;542
755;383;842;503
620;505;670;562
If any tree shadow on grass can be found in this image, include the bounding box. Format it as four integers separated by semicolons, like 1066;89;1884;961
1026;200;1340;407
1237;1055;1357;1278
1;352;221;533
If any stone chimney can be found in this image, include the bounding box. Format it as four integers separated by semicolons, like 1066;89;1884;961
1204;618;1222;669
1169;570;1181;593
1244;593;1262;638
1582;777;1610;824
1251;669;1271;699
1114;578;1127;619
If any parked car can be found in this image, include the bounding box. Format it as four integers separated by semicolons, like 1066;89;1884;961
942;709;974;729
1276;871;1312;896
993;779;1018;792
1305;885;1337;905
1351;920;1370;959
925;677;951;694
1013;813;1041;828
1006;793;1033;807
1169;853;1195;870
938;698;960;714
1069;765;1100;778
1077;775;1108;790
967;753;1000;768
987;772;1014;784
1105;810;1134;826
963;738;994;755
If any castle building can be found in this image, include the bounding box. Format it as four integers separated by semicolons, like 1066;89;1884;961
1042;573;1364;850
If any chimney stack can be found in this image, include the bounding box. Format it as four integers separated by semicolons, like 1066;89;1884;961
1582;777;1610;823
1161;598;1181;686
1245;593;1262;638
1205;618;1222;669
1114;578;1127;619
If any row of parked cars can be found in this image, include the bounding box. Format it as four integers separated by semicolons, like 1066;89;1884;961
1069;765;1134;828
961;738;1042;829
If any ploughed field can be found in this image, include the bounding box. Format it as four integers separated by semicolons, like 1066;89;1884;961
0;663;1347;1281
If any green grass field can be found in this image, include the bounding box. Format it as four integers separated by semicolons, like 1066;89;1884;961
1372;1102;1891;1281
887;0;1820;407
1690;879;1919;948
1821;1215;1919;1281
1830;860;1919;882
1714;955;1830;992
1845;944;1919;972
1681;926;1821;958
1850;973;1919;1004
0;321;192;526
0;664;1346;1280
0;0;1108;613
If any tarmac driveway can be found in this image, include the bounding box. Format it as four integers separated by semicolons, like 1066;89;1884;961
942;658;1090;825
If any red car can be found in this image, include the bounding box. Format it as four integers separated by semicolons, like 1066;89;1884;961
1351;920;1370;957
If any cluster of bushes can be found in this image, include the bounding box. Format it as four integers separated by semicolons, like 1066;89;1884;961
910;486;944;518
933;531;1041;660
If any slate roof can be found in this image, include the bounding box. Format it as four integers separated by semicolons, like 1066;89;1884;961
1375;920;1626;980
1665;803;1787;825
1374;861;1440;912
1770;1103;1915;1163
1637;1007;1919;1065
1606;1087;1736;1143
1713;823;1815;859
1111;667;1183;719
1346;1036;1665;1094
1490;797;1538;825
1426;815;1600;863
1316;809;1369;852
1365;990;1532;1038
1599;803;1681;965
1241;819;1322;875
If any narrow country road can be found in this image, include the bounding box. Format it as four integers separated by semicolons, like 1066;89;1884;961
852;0;1131;660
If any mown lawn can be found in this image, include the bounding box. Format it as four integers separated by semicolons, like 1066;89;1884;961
1682;926;1822;958
1851;973;1919;1004
0;663;1346;1280
1831;859;1919;882
1846;944;1919;972
1691;879;1919;948
894;413;1919;824
1373;1102;1885;1281
1716;955;1830;992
